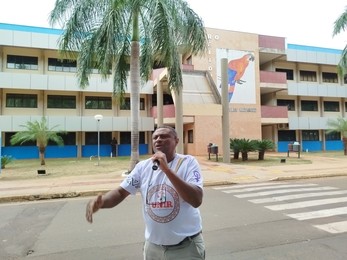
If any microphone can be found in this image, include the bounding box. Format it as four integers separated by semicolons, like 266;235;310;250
152;160;160;170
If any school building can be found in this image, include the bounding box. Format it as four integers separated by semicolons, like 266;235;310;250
0;23;345;160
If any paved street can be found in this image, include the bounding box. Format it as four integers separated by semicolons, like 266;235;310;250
1;153;347;203
2;178;347;259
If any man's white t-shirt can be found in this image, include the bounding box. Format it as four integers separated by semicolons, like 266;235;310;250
120;153;203;245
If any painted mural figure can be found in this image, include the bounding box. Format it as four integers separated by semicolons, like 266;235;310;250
227;53;255;102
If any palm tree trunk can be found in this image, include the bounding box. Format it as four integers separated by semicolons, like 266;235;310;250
129;40;140;172
343;137;347;156
128;11;140;172
39;146;46;165
258;150;265;160
241;152;248;161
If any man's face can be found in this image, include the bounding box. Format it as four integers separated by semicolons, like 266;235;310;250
152;128;178;154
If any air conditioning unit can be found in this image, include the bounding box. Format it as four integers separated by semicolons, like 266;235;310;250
278;123;289;130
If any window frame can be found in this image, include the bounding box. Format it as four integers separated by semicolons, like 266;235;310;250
47;95;76;109
48;58;77;73
323;101;340;112
300;70;317;82
7;55;38;70
322;72;338;83
301;100;318;111
6;93;38;108
85;96;112;110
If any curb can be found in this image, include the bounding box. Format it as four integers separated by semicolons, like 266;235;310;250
0;181;235;204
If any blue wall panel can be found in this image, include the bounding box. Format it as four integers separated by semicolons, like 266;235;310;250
2;146;38;159
325;140;343;151
301;141;322;152
46;145;78;158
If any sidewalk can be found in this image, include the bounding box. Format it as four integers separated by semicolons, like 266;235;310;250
1;153;347;203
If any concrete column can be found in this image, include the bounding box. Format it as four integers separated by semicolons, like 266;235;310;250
157;80;163;127
221;58;230;163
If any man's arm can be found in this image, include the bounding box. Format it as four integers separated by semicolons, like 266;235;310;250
86;186;130;223
163;168;203;208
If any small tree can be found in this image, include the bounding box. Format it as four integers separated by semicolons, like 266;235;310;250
230;138;241;159
10;117;66;165
326;116;347;155
1;155;13;169
255;139;275;160
237;138;257;161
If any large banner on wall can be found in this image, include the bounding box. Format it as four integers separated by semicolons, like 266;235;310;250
216;48;256;104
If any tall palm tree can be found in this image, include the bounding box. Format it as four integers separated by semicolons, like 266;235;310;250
326;116;347;155
10;117;65;165
333;8;347;74
49;0;207;172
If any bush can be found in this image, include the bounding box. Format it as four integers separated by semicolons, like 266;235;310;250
1;155;13;169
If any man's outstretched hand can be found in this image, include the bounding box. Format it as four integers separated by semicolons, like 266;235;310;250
86;194;103;223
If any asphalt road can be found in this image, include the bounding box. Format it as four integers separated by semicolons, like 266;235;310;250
1;177;347;259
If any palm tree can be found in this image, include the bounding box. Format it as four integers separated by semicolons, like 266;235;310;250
333;8;347;75
49;0;208;172
255;139;275;160
326;116;347;155
237;138;257;161
10;117;65;165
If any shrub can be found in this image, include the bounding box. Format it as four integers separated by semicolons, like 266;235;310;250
1;155;13;169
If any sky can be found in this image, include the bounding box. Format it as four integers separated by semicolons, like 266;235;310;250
0;0;346;49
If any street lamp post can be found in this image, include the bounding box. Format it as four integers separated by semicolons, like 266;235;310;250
94;114;103;166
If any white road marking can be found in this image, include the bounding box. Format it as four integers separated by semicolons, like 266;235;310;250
265;196;347;211
314;220;347;234
234;186;337;198
224;184;317;193
287;206;347;220
249;189;342;204
213;182;285;190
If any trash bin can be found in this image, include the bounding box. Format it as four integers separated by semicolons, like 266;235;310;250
293;141;300;152
210;145;218;154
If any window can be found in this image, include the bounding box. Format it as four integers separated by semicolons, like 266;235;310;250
302;130;319;141
48;58;77;72
6;94;37;108
152;94;174;106
278;130;296;141
324;101;339;112
119;132;145;144
301;100;318;111
85;132;112;145
7;55;38;70
47;95;76;109
277;99;295;111
322;72;338;83
345;102;347;112
85;96;112;109
120;97;145;110
275;68;294;80
188;130;194;143
300;70;317;82
5;132;36;146
48;132;76;145
325;131;341;141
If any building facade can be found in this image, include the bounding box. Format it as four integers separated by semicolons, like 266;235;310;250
0;23;345;160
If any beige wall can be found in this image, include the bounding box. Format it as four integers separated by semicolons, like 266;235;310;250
192;28;263;145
